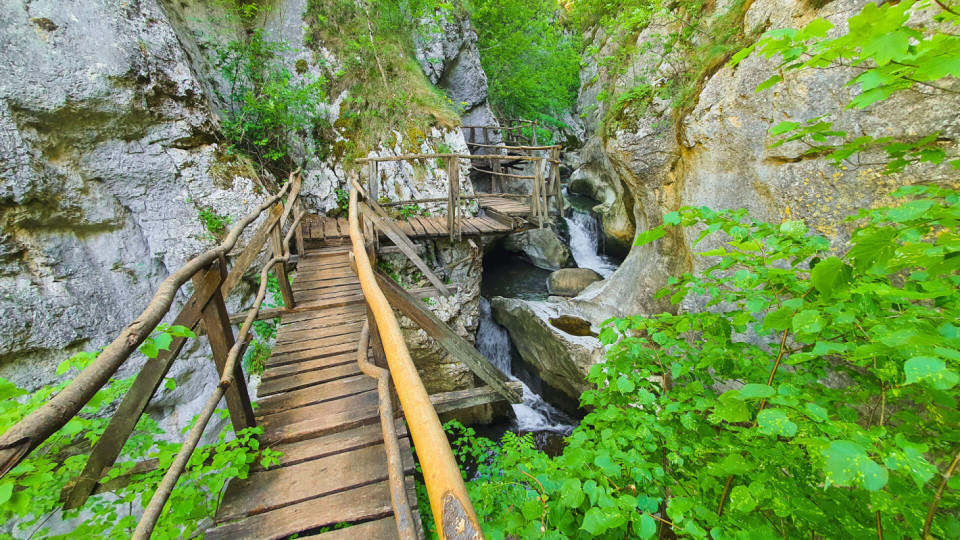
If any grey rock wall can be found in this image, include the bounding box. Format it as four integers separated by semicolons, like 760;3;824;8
0;0;269;439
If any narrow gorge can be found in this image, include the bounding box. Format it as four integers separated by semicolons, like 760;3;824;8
1;0;958;538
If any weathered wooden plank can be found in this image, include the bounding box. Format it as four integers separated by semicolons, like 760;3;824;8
258;389;381;445
62;263;225;510
278;310;365;332
308;517;401;540
205;476;416;540
255;374;376;416
373;269;521;403
264;342;359;370
272;329;360;356
431;382;524;415
296;287;366;304
222;204;284;298
404;216;428;237
275;321;364;346
278;303;365;325
217;439;414;522
258;419;408;470
230;294;365;324
293;283;362;299
292;275;359;290
257;362;364;397
261;351;360;383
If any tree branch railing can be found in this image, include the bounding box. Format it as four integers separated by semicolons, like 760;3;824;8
356;152;562;237
0;171;306;538
346;182;487;540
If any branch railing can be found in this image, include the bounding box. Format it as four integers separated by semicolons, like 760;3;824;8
0;171;306;538
347;181;486;540
357;151;562;236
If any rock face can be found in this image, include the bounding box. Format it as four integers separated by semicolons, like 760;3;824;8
0;0;269;437
547;268;603;297
571;0;960;320
502;228;574;271
490;297;604;405
415;14;501;137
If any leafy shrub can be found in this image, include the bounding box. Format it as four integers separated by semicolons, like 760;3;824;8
212;3;325;171
0;328;281;539
451;186;960;539
198;207;232;235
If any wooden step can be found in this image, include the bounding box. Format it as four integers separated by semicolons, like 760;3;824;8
258;362;363;397
259;419;408;470
256;373;375;416
306;517;403;539
205;476;417;540
216;439;414;523
260;350;360;382
258;389;381;445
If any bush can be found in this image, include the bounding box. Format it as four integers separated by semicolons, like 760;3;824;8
452;186;960;539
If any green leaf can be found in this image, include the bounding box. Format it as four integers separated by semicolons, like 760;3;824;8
757;409;797;437
770;121;800;136
637;514;657;539
763;307;793;331
886;199;933;223
792;310;824;334
140;341;160;359
714;400;749;423
582;507;623;535
849;227;898;271
617;376;636;394
0;482;12;505
635;227;666;246
560;478;584;508
779;220;807;238
755;74;783;92
164;378;177;391
811;257;853;298
861;460;889;491
154;332;174;352
738;384;775;399
521;498;542;520
663;211;682;225
730;485;758;512
904;356;959;390
0;378;26;401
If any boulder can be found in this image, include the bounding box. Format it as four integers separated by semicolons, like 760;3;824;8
547;268;603;297
490;297;604;405
502;228;573;271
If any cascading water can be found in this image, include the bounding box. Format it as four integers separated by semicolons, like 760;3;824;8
476;299;575;434
564;209;619;278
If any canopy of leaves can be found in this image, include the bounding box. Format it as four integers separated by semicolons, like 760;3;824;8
448;186;960;539
470;0;581;127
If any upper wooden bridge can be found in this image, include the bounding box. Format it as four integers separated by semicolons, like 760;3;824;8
0;149;561;539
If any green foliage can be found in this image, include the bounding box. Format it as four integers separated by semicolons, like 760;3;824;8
306;0;462;162
211;2;326;170
450;187;960;538
733;0;960;172
328;188;351;218
470;0;581;127
245;274;284;375
198;206;232;235
1;328;280;538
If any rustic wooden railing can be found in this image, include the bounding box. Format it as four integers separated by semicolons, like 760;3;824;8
0;171;305;538
358;151;562;236
348;176;523;540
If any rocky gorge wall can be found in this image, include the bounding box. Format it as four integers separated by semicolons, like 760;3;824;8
0;0;503;431
494;0;960;405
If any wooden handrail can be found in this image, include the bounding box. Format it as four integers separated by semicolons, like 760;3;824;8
348;186;484;540
0;175;298;478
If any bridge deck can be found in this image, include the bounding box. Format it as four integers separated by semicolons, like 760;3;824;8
303;194;534;246
205;246;422;540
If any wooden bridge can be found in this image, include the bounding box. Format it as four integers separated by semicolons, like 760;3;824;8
0;151;563;539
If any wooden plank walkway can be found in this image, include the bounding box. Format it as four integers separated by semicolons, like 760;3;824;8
302;194;531;246
205;246;422;540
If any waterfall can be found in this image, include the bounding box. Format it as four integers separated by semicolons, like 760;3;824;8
564;209;619;278
476;299;575;434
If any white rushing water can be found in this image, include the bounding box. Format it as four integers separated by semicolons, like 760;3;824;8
564;210;619;278
476;299;575;434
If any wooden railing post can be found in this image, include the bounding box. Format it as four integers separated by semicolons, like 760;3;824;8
195;262;256;432
368;160;379;202
269;223;295;308
551;146;562;216
447;156;461;241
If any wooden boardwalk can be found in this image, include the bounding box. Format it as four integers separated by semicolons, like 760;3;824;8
205;246;422;540
302;194;535;246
